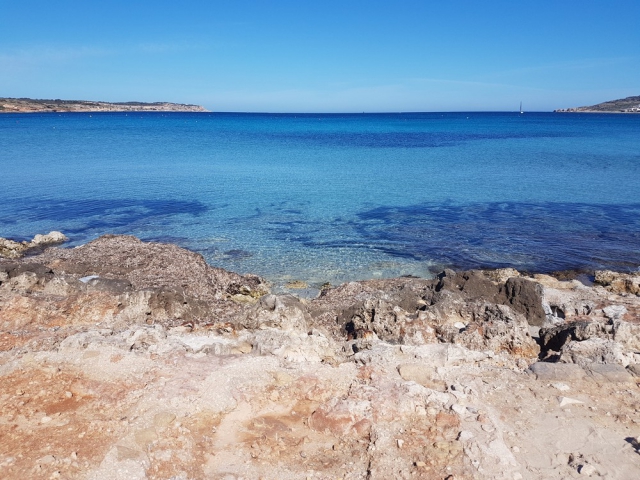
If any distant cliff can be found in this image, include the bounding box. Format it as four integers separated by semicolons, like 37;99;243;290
0;97;208;113
555;95;640;113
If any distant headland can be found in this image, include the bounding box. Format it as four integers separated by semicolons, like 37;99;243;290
0;97;208;113
555;95;640;113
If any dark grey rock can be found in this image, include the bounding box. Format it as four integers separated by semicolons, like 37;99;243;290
529;362;586;381
433;269;500;302
86;277;133;294
6;263;54;279
501;277;546;326
585;364;634;383
627;364;640;377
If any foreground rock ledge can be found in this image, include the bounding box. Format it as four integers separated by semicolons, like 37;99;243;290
1;235;640;479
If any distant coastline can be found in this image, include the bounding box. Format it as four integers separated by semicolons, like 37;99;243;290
0;97;208;113
555;95;640;114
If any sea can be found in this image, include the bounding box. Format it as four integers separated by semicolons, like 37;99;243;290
1;112;639;290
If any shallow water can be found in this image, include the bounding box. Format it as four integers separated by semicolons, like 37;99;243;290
1;112;639;286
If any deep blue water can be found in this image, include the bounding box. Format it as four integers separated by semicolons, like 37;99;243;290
1;112;639;288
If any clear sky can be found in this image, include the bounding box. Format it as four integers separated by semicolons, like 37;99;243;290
1;1;638;112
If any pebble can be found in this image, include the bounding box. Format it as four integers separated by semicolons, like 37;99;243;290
578;464;597;476
235;342;253;354
558;397;584;408
37;454;56;465
153;411;176;428
397;439;404;448
135;427;158;447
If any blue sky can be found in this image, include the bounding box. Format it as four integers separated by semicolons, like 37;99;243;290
1;1;638;112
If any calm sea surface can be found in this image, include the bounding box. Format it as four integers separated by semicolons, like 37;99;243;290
1;112;639;288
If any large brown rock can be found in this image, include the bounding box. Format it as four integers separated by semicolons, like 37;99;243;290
0;235;269;332
308;269;540;357
501;277;546;326
38;235;267;303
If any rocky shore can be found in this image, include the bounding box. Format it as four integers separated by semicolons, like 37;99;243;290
1;234;640;479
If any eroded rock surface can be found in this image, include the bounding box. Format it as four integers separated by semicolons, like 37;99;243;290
0;235;268;331
0;231;68;259
1;235;640;479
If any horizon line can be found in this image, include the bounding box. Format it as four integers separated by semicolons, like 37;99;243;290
1;109;556;115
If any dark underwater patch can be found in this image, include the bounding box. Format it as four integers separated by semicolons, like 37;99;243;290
262;130;576;149
1;198;207;222
0;198;208;240
281;202;640;273
350;202;640;272
223;249;253;259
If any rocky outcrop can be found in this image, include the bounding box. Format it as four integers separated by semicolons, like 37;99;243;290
595;270;640;296
1;235;268;330
532;271;640;368
0;231;67;258
2;235;640;479
308;269;541;358
37;235;267;303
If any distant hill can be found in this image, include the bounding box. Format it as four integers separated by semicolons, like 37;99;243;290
0;97;208;113
555;96;640;113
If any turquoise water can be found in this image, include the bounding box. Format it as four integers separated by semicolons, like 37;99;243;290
1;112;639;287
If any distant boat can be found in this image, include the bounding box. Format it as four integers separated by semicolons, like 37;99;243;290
520;101;523;114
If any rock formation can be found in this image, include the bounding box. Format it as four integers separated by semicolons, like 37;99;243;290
0;231;67;258
1;235;640;479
